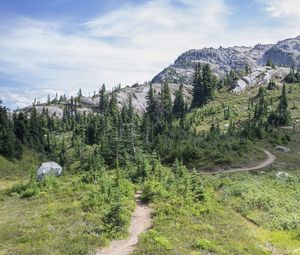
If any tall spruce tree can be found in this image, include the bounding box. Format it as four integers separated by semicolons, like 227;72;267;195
161;82;172;123
191;63;216;108
173;84;185;118
201;64;216;105
277;84;290;125
99;84;109;114
191;64;202;108
0;101;22;158
146;84;157;123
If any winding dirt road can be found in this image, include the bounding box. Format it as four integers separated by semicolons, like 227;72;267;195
206;150;276;175
95;192;152;255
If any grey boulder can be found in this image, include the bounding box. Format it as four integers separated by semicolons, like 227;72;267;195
37;162;62;180
275;146;290;152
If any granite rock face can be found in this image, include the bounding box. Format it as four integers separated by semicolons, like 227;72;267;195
233;66;290;92
37;162;62;180
152;35;300;86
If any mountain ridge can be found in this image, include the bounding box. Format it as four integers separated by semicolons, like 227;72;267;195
23;35;300;115
152;35;300;84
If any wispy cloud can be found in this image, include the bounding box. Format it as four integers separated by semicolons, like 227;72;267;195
0;0;230;108
261;0;300;18
0;0;299;109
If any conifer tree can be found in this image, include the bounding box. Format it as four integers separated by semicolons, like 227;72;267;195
161;82;172;122
99;84;109;114
191;64;216;108
173;84;185;118
0;101;22;158
146;84;156;123
77;88;82;97
277;84;290;125
191;64;202;108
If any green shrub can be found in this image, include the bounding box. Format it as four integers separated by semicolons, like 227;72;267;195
142;179;168;203
195;238;217;252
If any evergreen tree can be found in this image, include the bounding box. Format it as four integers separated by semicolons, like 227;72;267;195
13;111;29;145
0;101;22;158
47;94;51;105
254;87;267;121
99;84;109;114
191;64;216;108
268;84;290;126
202;64;216;103
277;84;290;124
59;137;66;166
146;84;157;123
161;82;172;122
77;88;83;97
173;84;185;118
266;59;275;69
267;80;276;90
191;64;202;108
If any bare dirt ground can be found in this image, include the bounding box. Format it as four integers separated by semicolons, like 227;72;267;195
95;192;152;255
207;150;276;174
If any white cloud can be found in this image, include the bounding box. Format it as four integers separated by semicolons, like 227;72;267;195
0;0;299;109
261;0;300;18
0;0;230;108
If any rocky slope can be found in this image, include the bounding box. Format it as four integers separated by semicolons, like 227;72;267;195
152;35;300;85
232;66;289;92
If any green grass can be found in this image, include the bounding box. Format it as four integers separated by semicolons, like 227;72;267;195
0;148;42;190
133;129;300;255
133;174;300;254
0;171;135;255
1;83;300;254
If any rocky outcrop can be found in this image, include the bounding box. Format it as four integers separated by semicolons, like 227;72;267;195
233;66;290;92
36;162;62;180
152;35;300;86
275;146;290;152
26;83;193;117
260;36;300;67
113;83;192;114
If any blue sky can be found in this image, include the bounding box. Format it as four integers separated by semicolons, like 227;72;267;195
0;0;299;109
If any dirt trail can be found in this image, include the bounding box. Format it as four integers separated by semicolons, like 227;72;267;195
206;150;276;175
95;192;152;255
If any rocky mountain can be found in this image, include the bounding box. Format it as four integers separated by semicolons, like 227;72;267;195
24;36;299;116
152;35;300;85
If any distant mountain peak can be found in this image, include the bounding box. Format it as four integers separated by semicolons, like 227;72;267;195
152;35;300;84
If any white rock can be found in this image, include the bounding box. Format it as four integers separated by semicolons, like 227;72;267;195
275;146;290;152
37;162;62;180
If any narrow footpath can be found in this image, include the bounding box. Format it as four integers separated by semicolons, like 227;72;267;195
206;150;276;174
95;192;152;255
